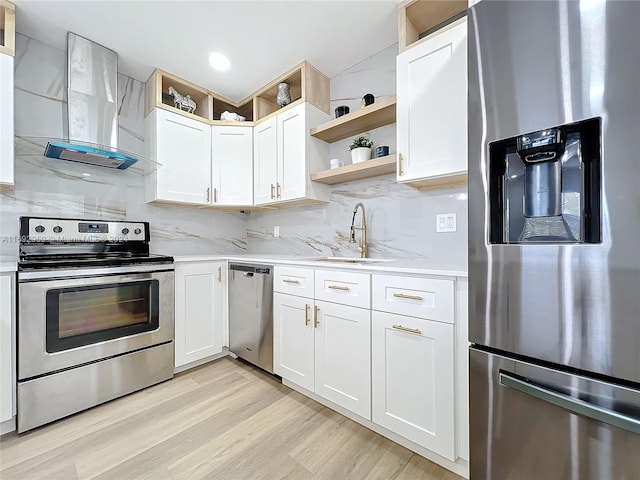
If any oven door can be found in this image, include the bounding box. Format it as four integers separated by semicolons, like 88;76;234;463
18;267;174;380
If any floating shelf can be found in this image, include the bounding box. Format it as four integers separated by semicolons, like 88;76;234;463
311;154;396;185
310;96;396;143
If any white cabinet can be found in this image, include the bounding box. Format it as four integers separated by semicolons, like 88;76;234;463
372;310;455;461
253;102;330;206
0;272;15;432
253;117;278;205
174;261;225;368
314;300;371;419
0;54;14;189
211;125;253;206
396;18;467;185
273;266;371;419
273;292;315;391
146;108;212;205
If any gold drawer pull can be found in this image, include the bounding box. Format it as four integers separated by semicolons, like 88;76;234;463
314;306;320;328
328;285;349;291
393;293;423;301
392;324;421;335
283;279;300;284
305;304;310;326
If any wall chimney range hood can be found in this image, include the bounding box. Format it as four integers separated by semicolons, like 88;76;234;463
43;33;140;170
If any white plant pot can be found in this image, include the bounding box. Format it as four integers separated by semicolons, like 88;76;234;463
351;147;371;164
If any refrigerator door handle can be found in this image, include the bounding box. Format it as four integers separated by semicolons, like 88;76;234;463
499;371;640;435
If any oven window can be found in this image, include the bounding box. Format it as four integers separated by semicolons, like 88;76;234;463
46;280;160;352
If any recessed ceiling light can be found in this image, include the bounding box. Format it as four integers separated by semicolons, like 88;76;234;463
209;52;230;72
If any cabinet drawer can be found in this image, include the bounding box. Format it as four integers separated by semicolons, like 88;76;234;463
314;270;370;309
274;266;314;297
372;275;454;323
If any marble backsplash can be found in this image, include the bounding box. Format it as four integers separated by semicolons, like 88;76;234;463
0;34;246;258
246;44;468;268
2;34;467;267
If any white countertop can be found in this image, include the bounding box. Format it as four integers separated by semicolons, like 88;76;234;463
171;254;468;277
0;256;18;273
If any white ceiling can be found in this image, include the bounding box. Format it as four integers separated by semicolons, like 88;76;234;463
13;0;399;102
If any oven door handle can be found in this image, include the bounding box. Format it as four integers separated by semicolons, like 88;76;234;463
499;371;640;434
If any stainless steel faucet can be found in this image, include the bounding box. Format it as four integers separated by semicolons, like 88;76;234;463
349;202;368;258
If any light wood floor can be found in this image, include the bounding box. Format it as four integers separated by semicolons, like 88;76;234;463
0;357;463;480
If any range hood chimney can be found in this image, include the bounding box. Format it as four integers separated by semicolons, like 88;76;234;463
43;33;138;169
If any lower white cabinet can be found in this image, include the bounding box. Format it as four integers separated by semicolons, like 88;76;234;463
174;261;225;368
273;271;371;419
371;310;455;461
273;292;315;391
314;300;370;419
0;272;15;430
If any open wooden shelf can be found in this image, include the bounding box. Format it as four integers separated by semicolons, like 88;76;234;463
311;154;396;185
401;171;467;190
310;96;396;143
246;61;330;122
0;0;16;56
398;0;468;52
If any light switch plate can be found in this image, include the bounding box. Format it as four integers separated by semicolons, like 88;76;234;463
436;213;457;232
273;226;280;238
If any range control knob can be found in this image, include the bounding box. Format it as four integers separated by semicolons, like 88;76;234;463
53;226;63;233
121;228;130;235
134;228;142;235
35;225;45;233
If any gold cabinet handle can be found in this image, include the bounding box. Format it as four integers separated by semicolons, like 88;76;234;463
392;324;421;335
393;293;423;301
213;187;218;203
277;183;281;198
270;184;275;200
398;153;403;176
282;279;299;284
206;187;210;202
305;304;310;326
328;285;349;291
217;266;222;282
314;306;319;328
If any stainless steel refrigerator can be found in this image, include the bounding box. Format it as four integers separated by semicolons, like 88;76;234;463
467;1;640;478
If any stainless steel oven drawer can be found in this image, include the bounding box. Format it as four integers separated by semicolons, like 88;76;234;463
17;342;174;433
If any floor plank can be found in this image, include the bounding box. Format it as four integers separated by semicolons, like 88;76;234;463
0;357;463;480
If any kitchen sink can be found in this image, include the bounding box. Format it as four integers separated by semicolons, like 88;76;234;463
306;257;396;264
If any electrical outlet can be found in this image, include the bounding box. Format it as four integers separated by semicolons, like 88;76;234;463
273;226;280;238
436;213;457;233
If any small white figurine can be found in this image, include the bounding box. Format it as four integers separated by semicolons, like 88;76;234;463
168;86;196;114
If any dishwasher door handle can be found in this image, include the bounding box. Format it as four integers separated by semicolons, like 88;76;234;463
242;272;254;278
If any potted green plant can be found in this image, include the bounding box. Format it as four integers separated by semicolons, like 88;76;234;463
349;135;373;164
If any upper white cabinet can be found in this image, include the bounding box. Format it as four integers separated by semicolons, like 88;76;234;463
174;261;225;368
396;18;467;189
253;102;330;206
146;108;212;205
0;272;15;432
211;125;253;206
254;116;278;205
0;53;14;190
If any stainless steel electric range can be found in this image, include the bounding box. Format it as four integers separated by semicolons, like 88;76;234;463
17;217;175;433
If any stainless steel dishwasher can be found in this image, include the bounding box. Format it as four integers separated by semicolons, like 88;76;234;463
229;263;274;373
